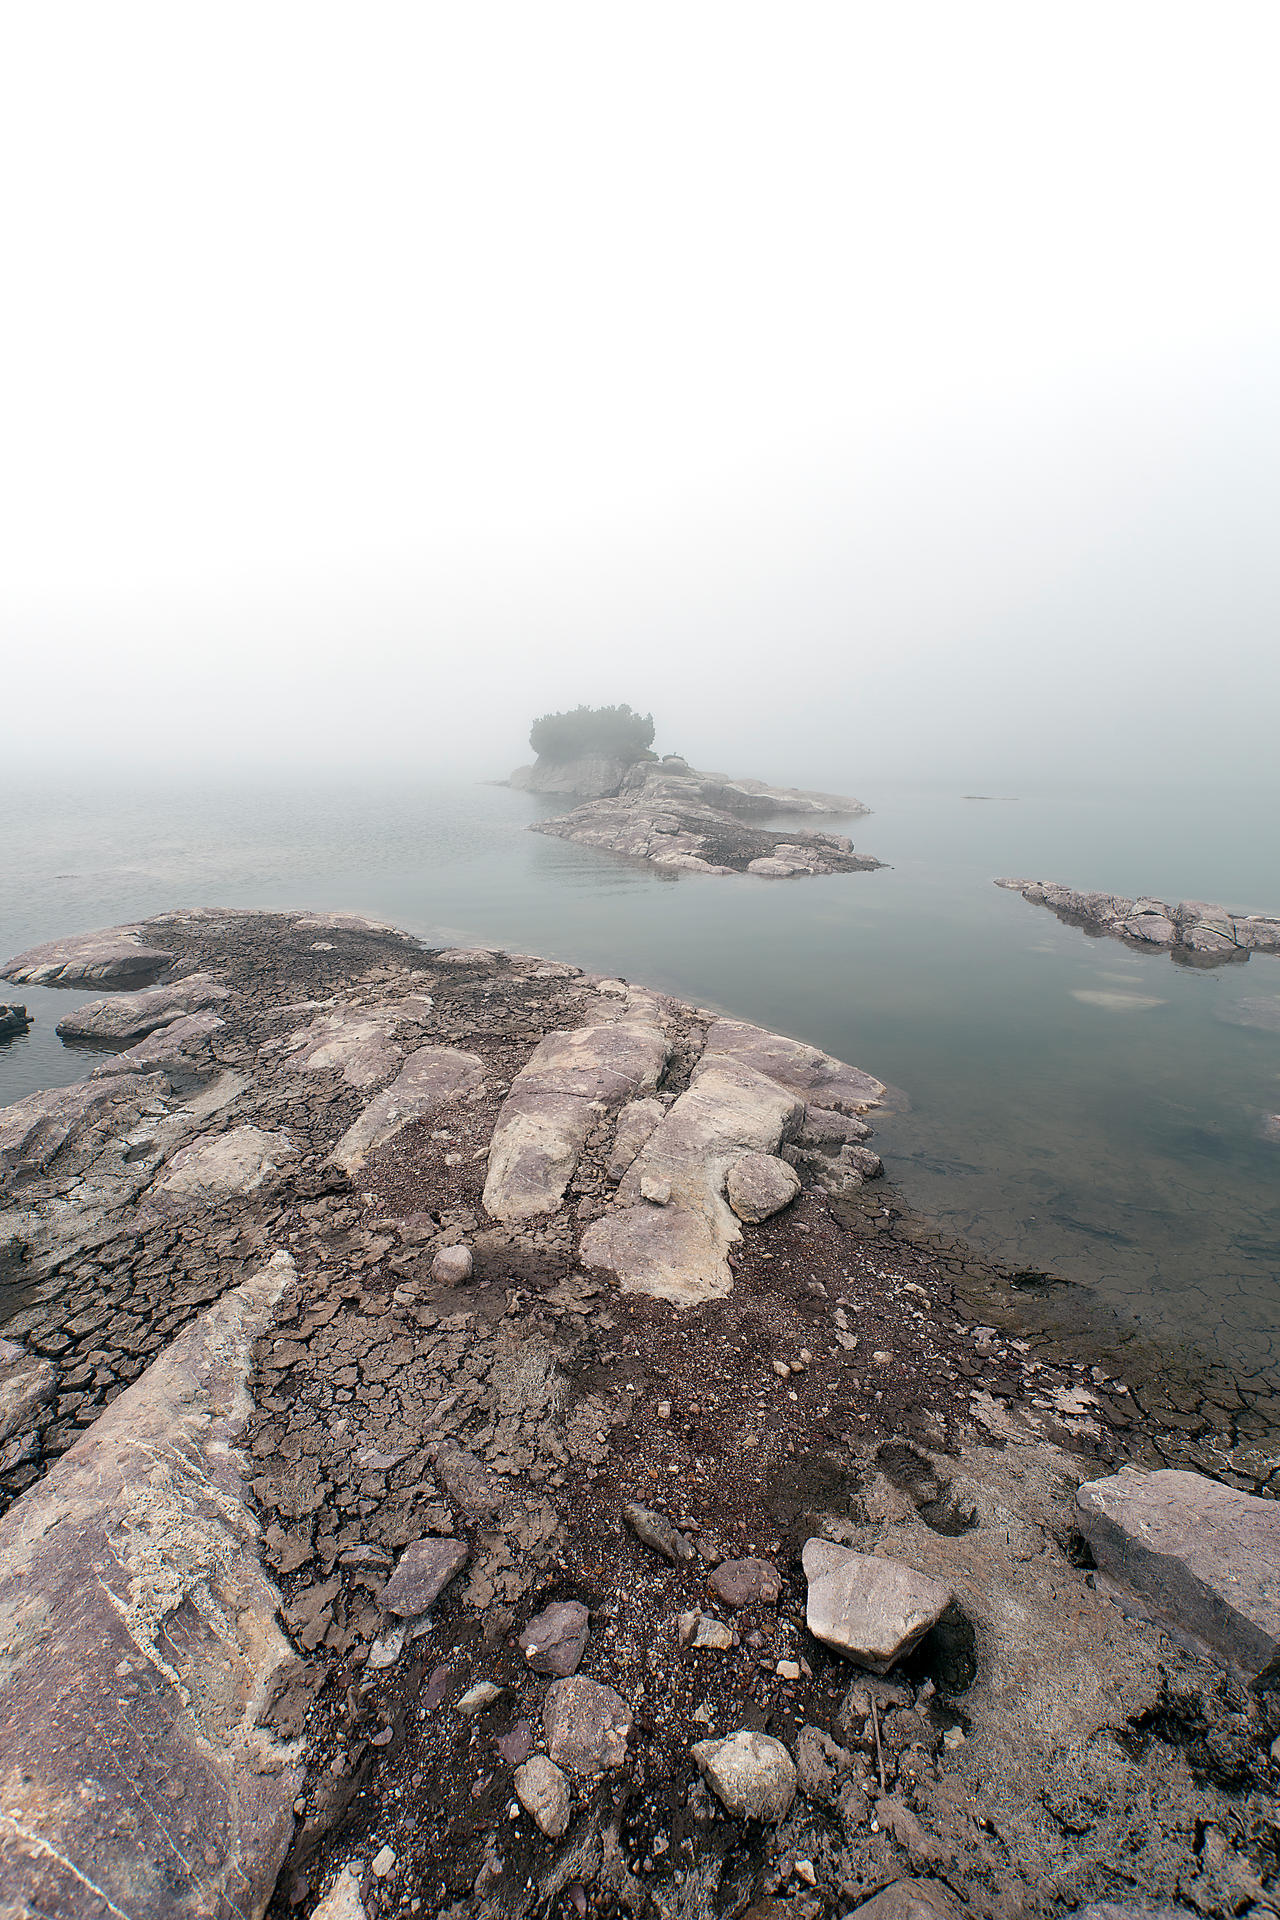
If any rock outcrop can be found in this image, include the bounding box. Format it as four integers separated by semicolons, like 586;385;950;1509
0;1003;30;1042
508;752;636;799
54;971;229;1043
1;924;176;987
0;1251;303;1920
524;755;876;877
996;878;1280;965
1076;1466;1280;1681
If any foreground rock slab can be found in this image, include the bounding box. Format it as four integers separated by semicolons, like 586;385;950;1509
803;1538;952;1673
0;1336;57;1441
328;1044;484;1174
691;1728;798;1822
1076;1466;1280;1681
0;1251;304;1920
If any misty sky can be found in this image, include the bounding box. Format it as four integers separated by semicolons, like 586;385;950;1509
3;3;1278;793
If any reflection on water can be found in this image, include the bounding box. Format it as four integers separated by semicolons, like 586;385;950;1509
1;774;1277;1392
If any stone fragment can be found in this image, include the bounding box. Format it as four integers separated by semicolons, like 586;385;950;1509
457;1681;503;1716
514;1753;573;1838
329;1046;485;1173
625;1501;694;1563
803;1539;952;1673
691;1728;797;1822
0;1252;303;1920
1076;1466;1280;1680
544;1676;632;1776
725;1151;801;1222
371;1844;396;1877
432;1243;474;1285
496;1720;534;1766
311;1867;367;1920
681;1612;733;1650
709;1555;783;1609
0;1338;57;1443
519;1599;590;1676
607;1098;666;1182
378;1537;468;1616
793;1723;857;1806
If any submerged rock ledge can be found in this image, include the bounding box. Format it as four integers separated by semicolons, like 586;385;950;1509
996;877;1280;965
0;910;1277;1919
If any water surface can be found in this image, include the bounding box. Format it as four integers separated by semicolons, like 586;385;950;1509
1;775;1277;1393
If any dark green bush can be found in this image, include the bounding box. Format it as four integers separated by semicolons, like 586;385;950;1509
529;704;655;762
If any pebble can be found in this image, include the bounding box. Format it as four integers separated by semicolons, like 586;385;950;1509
371;1845;396;1878
456;1681;503;1716
625;1501;695;1564
691;1728;798;1823
709;1556;783;1610
514;1753;572;1838
431;1244;474;1285
519;1599;590;1677
544;1676;633;1776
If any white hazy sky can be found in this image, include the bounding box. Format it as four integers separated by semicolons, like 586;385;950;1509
3;2;1278;790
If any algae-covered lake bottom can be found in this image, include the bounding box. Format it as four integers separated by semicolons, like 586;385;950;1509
2;774;1277;1399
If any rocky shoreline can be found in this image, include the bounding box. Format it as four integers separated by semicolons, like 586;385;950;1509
526;758;879;878
995;880;1280;967
0;911;1278;1920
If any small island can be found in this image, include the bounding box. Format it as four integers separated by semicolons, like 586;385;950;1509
996;877;1280;966
510;704;881;877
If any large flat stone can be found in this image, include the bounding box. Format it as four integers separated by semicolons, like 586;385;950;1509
0;1251;304;1919
148;1125;296;1209
483;1002;669;1222
329;1045;485;1173
1;924;174;987
1076;1467;1280;1681
0;1073;163;1188
55;972;228;1043
803;1540;952;1673
580;1059;803;1304
701;1020;886;1114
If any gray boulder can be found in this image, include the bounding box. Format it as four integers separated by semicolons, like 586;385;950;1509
0;1251;304;1920
725;1150;800;1222
846;1881;963;1920
544;1676;632;1776
1076;1466;1280;1681
519;1599;590;1676
690;1728;797;1822
803;1539;952;1673
432;1243;475;1285
329;1046;484;1173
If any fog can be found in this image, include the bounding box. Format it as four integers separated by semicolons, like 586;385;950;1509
3;3;1278;796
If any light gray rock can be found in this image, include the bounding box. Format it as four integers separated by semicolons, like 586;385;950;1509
1076;1466;1280;1680
725;1151;800;1222
483;1002;669;1222
519;1599;590;1676
509;753;632;798
581;1060;804;1305
54;972;228;1043
0;1337;57;1442
311;1867;367;1920
278;1003;407;1088
432;1243;475;1285
543;1676;632;1776
846;1880;964;1920
147;1124;296;1209
378;1538;469;1616
685;1613;734;1649
606;1097;666;1182
329;1046;484;1173
0;1251;304;1920
1;923;174;987
690;1728;797;1822
0;1073;159;1187
90;1008;227;1075
700;1020;886;1114
709;1555;783;1609
997;879;1280;969
514;1753;573;1838
804;1540;952;1672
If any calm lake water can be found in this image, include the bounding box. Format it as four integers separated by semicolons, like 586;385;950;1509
2;774;1278;1396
